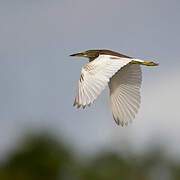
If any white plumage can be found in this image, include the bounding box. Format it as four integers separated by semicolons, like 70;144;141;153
109;63;142;126
73;54;142;126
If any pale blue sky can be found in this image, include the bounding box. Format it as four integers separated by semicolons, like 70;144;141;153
0;0;180;160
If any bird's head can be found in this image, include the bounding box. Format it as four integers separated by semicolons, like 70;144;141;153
70;50;100;61
70;49;131;61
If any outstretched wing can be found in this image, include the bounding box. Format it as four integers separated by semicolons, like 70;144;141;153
109;64;142;126
73;55;132;108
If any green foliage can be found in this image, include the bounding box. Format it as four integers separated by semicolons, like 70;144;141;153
0;134;70;180
0;132;179;180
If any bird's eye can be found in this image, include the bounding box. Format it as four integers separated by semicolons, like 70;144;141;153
95;53;99;58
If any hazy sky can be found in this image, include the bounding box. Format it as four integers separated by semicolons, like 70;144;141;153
0;0;180;160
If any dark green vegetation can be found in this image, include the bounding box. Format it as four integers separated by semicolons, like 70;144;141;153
0;132;179;180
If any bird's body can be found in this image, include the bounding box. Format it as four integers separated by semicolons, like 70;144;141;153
70;50;158;126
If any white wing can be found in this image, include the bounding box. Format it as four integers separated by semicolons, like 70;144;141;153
73;55;132;108
109;64;142;126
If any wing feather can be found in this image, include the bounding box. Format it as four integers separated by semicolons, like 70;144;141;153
74;55;132;108
109;64;142;126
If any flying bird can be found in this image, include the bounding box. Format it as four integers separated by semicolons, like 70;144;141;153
70;49;158;126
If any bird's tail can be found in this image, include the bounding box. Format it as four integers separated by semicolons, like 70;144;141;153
131;60;159;66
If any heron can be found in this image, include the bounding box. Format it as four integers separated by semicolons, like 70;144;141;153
70;49;158;126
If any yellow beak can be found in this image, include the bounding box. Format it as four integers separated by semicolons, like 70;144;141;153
70;52;85;57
